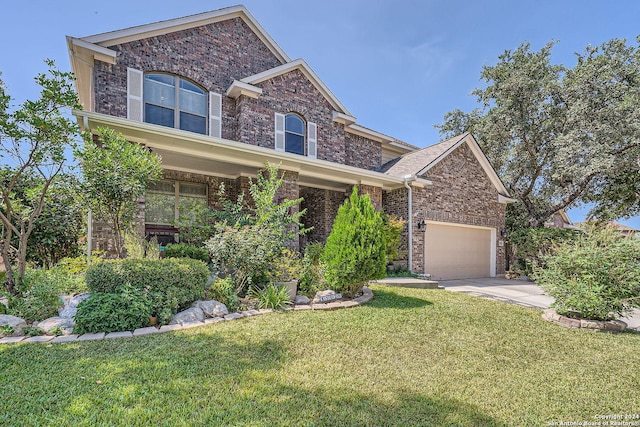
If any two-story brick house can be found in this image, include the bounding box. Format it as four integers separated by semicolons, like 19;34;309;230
66;5;512;280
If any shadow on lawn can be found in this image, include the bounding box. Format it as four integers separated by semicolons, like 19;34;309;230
368;287;434;310
0;332;505;426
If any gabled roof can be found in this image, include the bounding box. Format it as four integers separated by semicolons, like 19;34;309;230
76;5;290;64
380;133;512;198
233;59;353;116
66;5;417;157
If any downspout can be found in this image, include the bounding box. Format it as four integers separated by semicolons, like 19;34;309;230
403;176;413;273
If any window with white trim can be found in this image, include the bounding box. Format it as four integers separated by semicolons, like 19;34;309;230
145;181;208;226
285;113;305;155
274;112;317;158
143;73;208;135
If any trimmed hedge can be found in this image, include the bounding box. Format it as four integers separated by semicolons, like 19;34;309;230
163;243;209;263
86;258;209;324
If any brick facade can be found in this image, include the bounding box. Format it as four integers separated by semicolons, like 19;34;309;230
92;19;382;169
85;9;508;278
357;185;383;211
300;188;346;245
412;143;506;274
94;17;282;131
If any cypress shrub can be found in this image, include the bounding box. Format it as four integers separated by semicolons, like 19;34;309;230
321;187;386;296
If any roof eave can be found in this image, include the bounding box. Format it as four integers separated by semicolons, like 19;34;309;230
78;5;290;64
74;110;410;191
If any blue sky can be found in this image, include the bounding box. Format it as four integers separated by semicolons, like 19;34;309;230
1;0;639;228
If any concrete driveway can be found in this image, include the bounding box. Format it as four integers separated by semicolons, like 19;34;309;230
439;277;640;331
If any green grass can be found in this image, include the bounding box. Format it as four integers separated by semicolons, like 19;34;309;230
1;285;639;426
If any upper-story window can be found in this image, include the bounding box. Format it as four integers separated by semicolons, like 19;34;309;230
285;113;305;155
143;73;207;135
274;112;317;159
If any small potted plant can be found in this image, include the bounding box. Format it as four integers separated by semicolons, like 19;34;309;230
267;249;303;301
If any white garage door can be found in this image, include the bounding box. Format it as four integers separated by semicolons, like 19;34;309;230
424;223;494;280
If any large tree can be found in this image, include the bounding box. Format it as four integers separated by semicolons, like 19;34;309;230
438;37;640;227
76;127;162;258
0;60;82;294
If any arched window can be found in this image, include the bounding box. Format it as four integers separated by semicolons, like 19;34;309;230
284;113;305;155
143;73;207;135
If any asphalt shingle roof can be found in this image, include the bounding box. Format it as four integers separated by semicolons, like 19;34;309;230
378;133;469;177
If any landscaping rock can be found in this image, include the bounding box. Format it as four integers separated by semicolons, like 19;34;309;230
59;307;77;319
69;293;91;308
37;317;75;335
58;293;90;319
0;314;27;336
294;295;310;305
196;300;228;318
170;307;205;325
312;290;340;304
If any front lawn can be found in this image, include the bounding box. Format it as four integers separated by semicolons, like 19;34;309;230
1;286;638;426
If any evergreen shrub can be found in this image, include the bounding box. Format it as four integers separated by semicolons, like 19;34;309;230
321;187;386;296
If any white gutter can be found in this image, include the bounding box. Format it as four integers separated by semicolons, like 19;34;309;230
403;175;413;272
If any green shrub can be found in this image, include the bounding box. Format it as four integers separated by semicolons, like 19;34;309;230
386;265;418;278
266;249;303;283
7;269;63;323
164;243;209;263
383;214;405;264
321;187;387;297
298;242;325;295
509;227;577;276
251;283;291;310
86;258;208;325
206;225;282;295
206;277;239;312
74;284;153;334
535;225;640;321
57;254;104;275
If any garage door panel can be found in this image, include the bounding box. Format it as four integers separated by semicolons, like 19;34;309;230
424;223;492;280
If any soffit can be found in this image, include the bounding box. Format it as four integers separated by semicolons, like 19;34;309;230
74;110;409;192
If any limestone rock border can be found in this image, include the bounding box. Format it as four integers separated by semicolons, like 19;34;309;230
542;309;627;332
0;287;374;345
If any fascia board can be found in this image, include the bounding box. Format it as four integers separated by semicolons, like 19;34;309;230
241;59;352;115
79;5;290;64
416;134;511;198
345;123;394;143
67;37;117;64
226;80;263;99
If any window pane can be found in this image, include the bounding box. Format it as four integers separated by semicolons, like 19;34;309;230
285;133;304;155
179;79;205;95
146;74;175;86
179;182;207;197
179;112;207;134
179;87;207;115
145;104;175;128
144;75;175;108
178;196;208;224
285;114;304;135
145;192;175;225
148;181;175;194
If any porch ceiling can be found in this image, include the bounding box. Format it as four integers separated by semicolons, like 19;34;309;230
75;110;412;192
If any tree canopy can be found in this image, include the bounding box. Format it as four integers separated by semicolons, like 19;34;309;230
0;60;82;293
437;37;640;227
76;127;162;258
